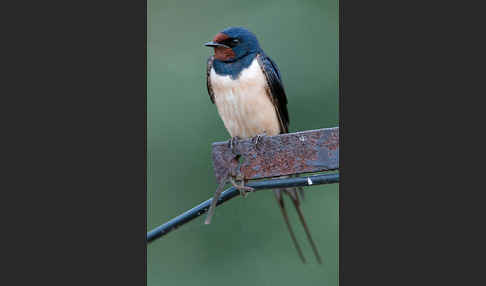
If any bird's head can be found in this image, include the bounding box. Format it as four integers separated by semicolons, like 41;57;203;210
204;27;261;62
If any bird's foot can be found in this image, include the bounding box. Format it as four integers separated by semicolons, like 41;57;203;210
252;132;267;150
229;176;254;197
228;136;240;154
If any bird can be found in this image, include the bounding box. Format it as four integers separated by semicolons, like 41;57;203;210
204;26;322;264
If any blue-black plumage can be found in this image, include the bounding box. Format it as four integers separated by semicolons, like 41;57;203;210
205;27;288;136
204;27;322;264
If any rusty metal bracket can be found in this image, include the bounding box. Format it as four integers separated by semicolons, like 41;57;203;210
211;127;339;184
147;127;340;242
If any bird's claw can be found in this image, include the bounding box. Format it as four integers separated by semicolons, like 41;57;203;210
252;132;267;150
228;136;240;154
229;177;254;197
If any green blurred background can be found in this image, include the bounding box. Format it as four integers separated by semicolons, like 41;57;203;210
148;0;339;285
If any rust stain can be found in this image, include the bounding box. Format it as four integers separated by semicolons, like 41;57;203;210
211;127;339;182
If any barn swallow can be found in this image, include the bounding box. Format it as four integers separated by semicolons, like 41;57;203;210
204;27;322;264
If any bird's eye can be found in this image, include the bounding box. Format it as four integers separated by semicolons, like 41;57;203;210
232;38;240;44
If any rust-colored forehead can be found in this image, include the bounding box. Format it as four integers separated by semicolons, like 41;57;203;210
213;32;229;42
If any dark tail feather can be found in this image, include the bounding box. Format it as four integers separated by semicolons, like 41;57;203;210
290;174;305;201
297;186;305;201
273;189;306;263
286;189;323;264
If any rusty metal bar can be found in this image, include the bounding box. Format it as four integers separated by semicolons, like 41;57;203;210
211;127;339;184
147;172;339;243
148;127;340;243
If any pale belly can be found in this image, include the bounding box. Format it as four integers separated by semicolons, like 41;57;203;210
210;59;281;139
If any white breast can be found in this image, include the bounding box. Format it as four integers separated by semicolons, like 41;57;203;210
210;58;281;139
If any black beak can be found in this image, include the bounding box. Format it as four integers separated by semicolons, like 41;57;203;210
204;41;230;48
